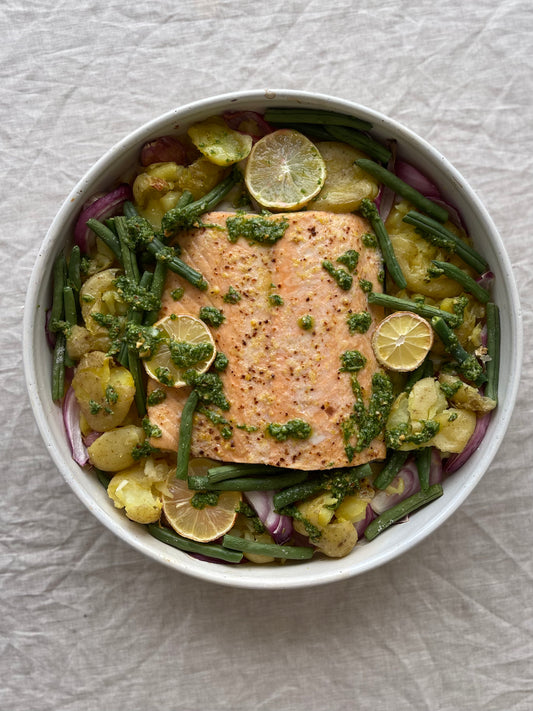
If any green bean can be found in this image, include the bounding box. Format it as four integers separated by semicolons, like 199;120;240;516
263;107;373;133
96;469;112;489
485;302;500;402
402;211;488;273
327;126;391;165
63;285;77;326
431;260;490;303
364;484;443;541
188;470;308;492
272;479;325;510
431;316;487;386
372;450;409;490
405;357;434;392
50;252;66;325
144;260;167;326
176;390;199;479
67;245;81;293
51;333;66;401
355;160;449;222
416;447;432;492
122;200;138;219
149;524;243;563
277;123;333;140
206;463;288;484
368;292;461;328
115;216;140;284
222;534;314;560
360;199;406;289
86;218;122;260
128;347;146;418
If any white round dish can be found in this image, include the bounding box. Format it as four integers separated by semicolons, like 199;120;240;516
23;90;522;589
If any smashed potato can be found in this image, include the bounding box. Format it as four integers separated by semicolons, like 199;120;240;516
107;458;172;524
294;493;358;558
87;425;144;471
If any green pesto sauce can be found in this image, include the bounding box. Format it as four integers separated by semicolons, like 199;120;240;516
223;286;242;304
226;213;289;246
147;388;167;406
131;441;160;461
170;287;185;301
439;380;462;398
342;372;394;461
358;279;373;294
155;366;174;387
199;306;225;327
105;385;118;404
114;275;160;312
142;416;162;439
280;505;321;542
236;501;266;533
298;314;314;330
169;340;214;369
267;418;312;442
213;352;229;371
362;232;378;248
322;260;352;291
191;491;221;510
347;311;372;335
385;420;440;449
336;249;359;273
185;371;230;410
339;350;367;372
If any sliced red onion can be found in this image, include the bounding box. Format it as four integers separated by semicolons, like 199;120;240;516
83;431;102;448
375;140;397;222
429;448;443;485
140;135;188;167
222;111;273;143
244;490;292;544
395;160;442;199
354;504;376;537
444;413;492;474
74;184;132;253
477;271;495;291
63;387;89;466
371;457;420;514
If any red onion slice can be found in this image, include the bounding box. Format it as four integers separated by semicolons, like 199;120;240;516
63;387;89;466
429;448;443;485
140;135;187;167
444;413;492;474
371;457;420;514
395;160;442;199
244;490;292;544
74;184;132;253
222;111;273;143
375;140;397;221
354;504;376;537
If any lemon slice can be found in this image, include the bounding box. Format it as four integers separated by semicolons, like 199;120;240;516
143;314;216;387
372;311;434;372
244;129;327;210
162;459;241;543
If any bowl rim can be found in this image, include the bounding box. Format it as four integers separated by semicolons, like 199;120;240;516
23;88;523;589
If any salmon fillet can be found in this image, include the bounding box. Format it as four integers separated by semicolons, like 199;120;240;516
147;210;385;470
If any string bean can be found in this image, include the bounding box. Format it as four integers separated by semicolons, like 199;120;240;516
364;484;443;541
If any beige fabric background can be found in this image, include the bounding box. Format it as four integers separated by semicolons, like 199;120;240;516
2;1;532;709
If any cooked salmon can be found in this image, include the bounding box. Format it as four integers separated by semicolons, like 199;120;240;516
147;210;385;470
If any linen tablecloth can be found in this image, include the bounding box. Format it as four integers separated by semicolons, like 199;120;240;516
2;1;532;709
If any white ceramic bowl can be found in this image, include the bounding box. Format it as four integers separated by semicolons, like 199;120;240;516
23;90;522;589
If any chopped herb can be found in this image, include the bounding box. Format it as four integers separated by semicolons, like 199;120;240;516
89;400;102;415
336;249;359;272
226;213;289;245
223;286;242;304
170;287;185;301
213;352;229;371
298;315;314;330
322;260;353;290
147;388;167;406
448;412;458;422
267;419;312;442
199;306;225;327
105;385;118;404
235;423;259;433
268;294;284;306
362;232;378;248
131;441;160;461
347;311;372;334
155;366;174;387
191;491;221;509
169;340;214;369
340;350;367;372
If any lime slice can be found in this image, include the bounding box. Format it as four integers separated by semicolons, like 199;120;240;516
162;459;241;543
372;311;434;372
143;314;216;387
244;129;327;211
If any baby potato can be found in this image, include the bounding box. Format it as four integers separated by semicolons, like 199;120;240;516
429;408;477;453
294;493;358;558
188;117;252;166
71;351;135;431
176;156;228;200
66;324;111;360
87;425;145;471
439;373;496;413
408;377;447;422
80;268;126;335
309;141;379;212
107;459;172;524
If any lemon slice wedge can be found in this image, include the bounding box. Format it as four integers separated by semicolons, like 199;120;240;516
143;314;216;387
162;459;241;543
372;311;433;372
244;129;327;211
